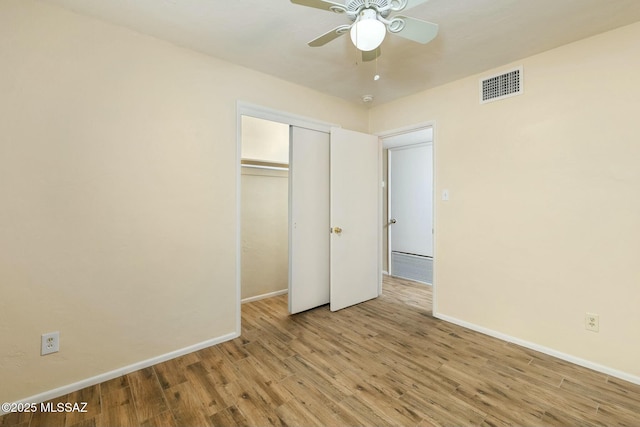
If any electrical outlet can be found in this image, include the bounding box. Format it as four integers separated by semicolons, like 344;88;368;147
585;313;599;332
41;331;60;355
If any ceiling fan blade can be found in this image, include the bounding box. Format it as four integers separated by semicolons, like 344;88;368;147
362;47;381;62
393;16;438;44
404;0;430;10
308;25;351;47
390;0;429;12
290;0;348;13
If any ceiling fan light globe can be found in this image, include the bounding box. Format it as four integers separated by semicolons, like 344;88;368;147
350;18;386;51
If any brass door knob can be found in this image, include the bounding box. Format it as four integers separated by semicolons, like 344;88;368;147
333;227;343;234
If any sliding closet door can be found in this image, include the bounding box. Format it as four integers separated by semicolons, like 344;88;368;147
288;126;330;314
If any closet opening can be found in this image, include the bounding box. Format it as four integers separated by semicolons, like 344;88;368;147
239;115;290;303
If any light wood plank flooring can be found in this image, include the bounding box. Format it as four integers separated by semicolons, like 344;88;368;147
2;275;639;426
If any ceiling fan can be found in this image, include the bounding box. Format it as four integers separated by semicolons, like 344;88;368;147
290;0;438;61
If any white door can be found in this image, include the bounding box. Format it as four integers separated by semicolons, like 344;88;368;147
329;128;381;311
289;127;380;313
288;127;330;314
389;144;433;257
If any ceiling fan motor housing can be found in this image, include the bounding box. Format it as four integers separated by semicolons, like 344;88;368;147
346;0;391;18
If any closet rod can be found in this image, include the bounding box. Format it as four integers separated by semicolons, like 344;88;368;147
241;164;289;172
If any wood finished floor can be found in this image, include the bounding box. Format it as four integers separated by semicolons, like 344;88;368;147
3;275;640;426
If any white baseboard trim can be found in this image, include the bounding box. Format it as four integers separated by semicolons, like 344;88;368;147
2;331;238;414
242;288;287;304
434;312;640;386
382;270;389;276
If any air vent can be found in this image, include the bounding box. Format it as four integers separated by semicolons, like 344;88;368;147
480;66;523;104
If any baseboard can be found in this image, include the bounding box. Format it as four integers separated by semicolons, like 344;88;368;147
2;331;238;414
242;288;287;304
393;273;432;285
385;272;432;286
434;312;640;386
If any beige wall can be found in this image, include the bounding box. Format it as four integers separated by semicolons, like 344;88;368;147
241;116;290;165
0;0;367;404
370;22;640;379
241;167;289;300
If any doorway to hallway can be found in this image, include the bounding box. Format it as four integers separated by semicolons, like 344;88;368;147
382;125;434;285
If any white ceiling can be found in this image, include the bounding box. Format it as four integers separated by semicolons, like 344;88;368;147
40;0;640;106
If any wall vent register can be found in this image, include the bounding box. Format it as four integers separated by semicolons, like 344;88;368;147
480;66;523;104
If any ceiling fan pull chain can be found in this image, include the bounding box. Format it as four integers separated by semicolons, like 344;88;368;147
374;53;380;81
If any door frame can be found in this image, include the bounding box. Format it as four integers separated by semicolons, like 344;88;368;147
377;121;437;312
236;101;338;334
